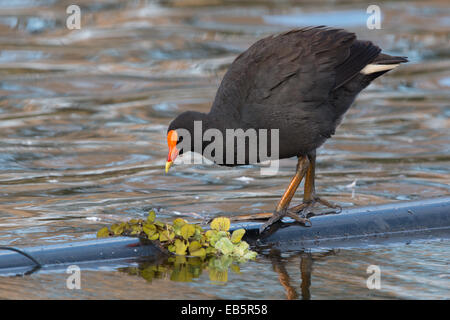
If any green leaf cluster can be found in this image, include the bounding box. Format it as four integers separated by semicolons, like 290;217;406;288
97;211;257;261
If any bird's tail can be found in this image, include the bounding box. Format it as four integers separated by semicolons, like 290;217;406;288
360;53;408;75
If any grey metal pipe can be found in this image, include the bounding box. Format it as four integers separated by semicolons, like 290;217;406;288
0;197;449;273
241;196;450;249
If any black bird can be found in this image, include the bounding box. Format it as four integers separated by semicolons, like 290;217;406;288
165;26;407;232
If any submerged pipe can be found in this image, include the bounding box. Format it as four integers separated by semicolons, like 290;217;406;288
0;236;164;272
0;197;449;272
241;196;450;249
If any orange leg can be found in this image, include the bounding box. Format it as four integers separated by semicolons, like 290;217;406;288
229;152;341;231
259;156;310;232
289;151;341;216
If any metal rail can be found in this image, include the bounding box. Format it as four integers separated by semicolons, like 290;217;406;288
1;197;449;274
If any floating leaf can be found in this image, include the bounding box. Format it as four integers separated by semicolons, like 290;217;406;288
97;227;110;238
217;231;228;238
233;241;249;256
96;207;258;265
209;231;228;246
231;228;245;243
110;223;119;234
130;224;142;235
111;223;126;235
180;224;195;240
190;248;206;258
243;250;257;260
174;239;188;255
147;210;156;223
159;230;175;242
189;240;202;254
192;225;203;240
173;218;187;228
200;236;209;247
148;232;159;240
154;221;165;228
214;237;234;256
205;229;217;239
210;217;230;232
205;247;217;255
143;224;156;237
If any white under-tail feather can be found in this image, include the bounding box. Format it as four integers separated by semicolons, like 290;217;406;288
360;64;400;75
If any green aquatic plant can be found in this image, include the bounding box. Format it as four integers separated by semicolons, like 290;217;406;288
97;210;257;261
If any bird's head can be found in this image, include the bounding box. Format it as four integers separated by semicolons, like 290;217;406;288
165;111;207;173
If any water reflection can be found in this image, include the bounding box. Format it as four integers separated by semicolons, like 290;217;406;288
268;249;337;300
120;254;247;283
0;0;449;299
117;248;339;300
0;240;447;299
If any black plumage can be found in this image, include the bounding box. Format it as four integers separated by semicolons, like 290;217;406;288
168;26;407;163
166;26;407;231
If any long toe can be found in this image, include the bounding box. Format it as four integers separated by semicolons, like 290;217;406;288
259;208;312;233
285;210;311;226
288;197;342;217
259;210;287;233
315;197;342;211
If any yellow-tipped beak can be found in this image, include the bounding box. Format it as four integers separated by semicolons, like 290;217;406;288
165;161;173;173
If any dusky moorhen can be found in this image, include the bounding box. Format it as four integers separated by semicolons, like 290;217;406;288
165;26;408;232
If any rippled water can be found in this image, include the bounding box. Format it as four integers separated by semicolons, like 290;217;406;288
0;0;449;299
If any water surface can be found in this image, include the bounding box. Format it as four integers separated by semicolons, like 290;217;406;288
0;0;449;299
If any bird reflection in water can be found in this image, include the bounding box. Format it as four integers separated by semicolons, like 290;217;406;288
118;247;336;300
268;249;337;300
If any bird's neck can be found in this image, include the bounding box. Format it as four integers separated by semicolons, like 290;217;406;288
185;110;239;154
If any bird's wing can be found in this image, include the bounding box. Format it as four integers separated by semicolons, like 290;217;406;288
210;27;380;116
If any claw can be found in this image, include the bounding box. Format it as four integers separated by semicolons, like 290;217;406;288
285;210;311;225
289;196;341;217
259;209;312;233
259;210;285;233
315;197;341;211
